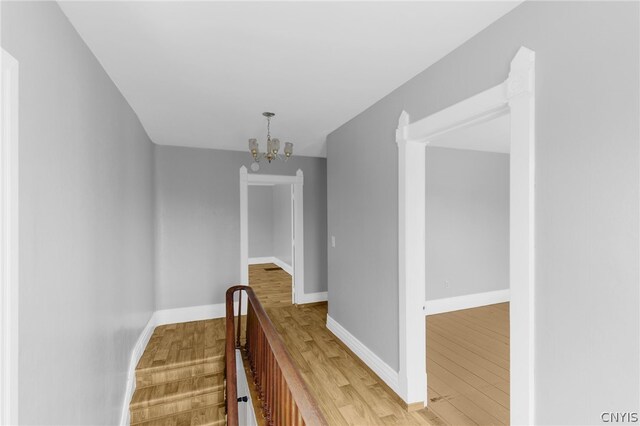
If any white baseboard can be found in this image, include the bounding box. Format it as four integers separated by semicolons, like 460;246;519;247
271;257;293;275
326;315;400;397
297;291;327;305
120;314;156;426
248;256;293;276
155;303;226;325
248;256;274;265
425;288;510;315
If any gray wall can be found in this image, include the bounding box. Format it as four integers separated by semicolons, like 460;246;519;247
155;146;327;310
2;2;156;424
327;1;639;423
425;147;509;301
248;186;274;258
272;184;292;266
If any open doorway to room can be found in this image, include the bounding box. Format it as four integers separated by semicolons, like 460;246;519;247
395;47;535;425
247;183;295;308
424;114;511;424
239;167;305;308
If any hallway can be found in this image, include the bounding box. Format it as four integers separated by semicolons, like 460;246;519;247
267;303;444;425
249;263;293;309
4;2;638;423
248;260;509;424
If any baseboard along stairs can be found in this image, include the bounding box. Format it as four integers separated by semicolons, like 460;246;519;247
128;319;227;425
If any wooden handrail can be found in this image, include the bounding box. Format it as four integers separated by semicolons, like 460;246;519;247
225;285;327;426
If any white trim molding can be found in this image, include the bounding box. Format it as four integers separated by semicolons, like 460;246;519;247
395;46;535;423
425;289;510;316
240;167;249;284
396;126;427;407
248;256;293;276
506;47;536;425
297;291;327;305
1;48;19;426
240;167;305;303
291;170;304;304
326;316;399;395
248;256;274;265
154;303;233;326
120;315;156;426
272;257;293;276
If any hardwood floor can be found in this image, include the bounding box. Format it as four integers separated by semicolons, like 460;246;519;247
266;303;444;426
249;263;293;308
267;301;510;425
130;319;227;425
426;303;510;425
130;270;509;426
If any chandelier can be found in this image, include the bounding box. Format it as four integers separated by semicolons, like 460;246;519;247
248;112;293;170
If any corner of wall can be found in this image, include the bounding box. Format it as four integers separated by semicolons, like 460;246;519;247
152;144;162;311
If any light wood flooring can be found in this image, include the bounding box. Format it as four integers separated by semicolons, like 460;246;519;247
130;319;227;425
131;263;509;426
249;263;293;308
426;303;510;425
266;301;510;425
266;303;444;425
249;263;511;425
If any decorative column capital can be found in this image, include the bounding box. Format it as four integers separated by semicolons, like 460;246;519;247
507;47;535;99
396;110;411;145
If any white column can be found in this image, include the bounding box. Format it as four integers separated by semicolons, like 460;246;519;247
239;166;248;285
507;46;536;426
293;169;304;304
396;111;427;406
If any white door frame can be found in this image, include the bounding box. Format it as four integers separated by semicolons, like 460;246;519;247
239;166;305;304
1;48;20;426
395;46;535;424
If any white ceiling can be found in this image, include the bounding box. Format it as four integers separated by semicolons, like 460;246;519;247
429;113;511;154
59;1;521;158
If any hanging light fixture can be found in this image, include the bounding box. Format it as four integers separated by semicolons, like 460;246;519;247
248;112;293;171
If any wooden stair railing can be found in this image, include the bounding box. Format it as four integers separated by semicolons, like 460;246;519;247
225;285;327;426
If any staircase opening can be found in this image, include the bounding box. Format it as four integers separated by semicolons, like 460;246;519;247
225;285;327;426
129;319;227;425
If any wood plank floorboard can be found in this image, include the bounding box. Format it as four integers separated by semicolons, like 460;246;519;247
426;303;510;425
136;319;226;371
266;303;444;426
132;318;226;425
247;265;510;425
249;263;293;308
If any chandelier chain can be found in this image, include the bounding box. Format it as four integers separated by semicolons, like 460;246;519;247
266;116;271;141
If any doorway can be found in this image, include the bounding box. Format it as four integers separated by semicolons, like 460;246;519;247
247;183;295;308
424;113;511;424
239;167;305;305
395;47;535;424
